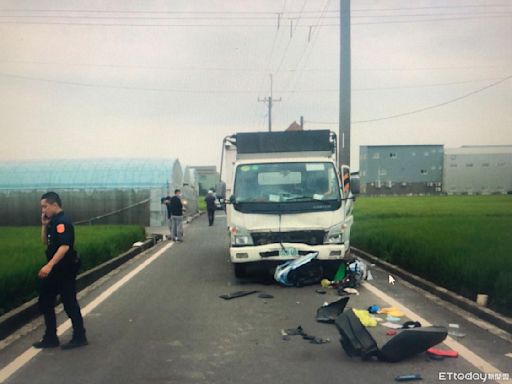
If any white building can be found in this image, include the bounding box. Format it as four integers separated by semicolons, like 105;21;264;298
443;146;512;195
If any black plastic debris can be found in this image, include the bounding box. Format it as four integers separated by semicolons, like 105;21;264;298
282;326;330;345
402;321;421;329
315;289;327;295
335;310;448;362
316;297;350;323
219;290;259;300
258;293;274;299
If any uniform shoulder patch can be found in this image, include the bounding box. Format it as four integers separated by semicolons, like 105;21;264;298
56;224;66;234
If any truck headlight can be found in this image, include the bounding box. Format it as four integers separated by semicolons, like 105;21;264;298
230;226;254;246
324;223;347;244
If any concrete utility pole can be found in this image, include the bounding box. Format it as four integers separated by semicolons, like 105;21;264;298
259;74;281;132
339;0;351;167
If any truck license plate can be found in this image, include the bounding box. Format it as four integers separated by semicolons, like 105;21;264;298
279;248;298;257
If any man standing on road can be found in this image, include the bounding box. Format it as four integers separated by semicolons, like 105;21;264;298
34;192;87;350
169;189;185;242
205;190;216;226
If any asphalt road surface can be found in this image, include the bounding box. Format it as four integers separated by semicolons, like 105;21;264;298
1;214;511;384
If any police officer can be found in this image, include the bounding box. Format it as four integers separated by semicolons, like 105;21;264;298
33;192;88;349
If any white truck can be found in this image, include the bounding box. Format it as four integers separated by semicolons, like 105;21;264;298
220;130;357;278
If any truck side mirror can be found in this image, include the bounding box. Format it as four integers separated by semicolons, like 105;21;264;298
350;174;360;195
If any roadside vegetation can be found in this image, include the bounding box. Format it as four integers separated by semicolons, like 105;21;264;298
351;195;512;316
0;225;145;315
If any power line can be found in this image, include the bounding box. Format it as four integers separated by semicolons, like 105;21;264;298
305;75;512;125
1;14;509;27
0;4;509;14
0;72;261;94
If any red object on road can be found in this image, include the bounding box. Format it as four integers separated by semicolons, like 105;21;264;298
427;347;458;358
386;330;397;336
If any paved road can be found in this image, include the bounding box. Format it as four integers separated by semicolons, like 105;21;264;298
1;214;511;383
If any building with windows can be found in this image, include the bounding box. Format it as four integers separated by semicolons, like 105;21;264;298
359;145;444;195
193;165;220;195
443;146;512;195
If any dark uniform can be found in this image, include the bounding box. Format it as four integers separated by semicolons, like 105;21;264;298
39;211;86;342
205;194;216;226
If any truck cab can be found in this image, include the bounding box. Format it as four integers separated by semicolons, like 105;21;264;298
221;130;355;278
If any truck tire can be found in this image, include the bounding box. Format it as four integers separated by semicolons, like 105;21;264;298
234;263;247;278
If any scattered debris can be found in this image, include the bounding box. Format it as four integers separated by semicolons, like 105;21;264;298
378;307;405;317
368;305;380;314
353;308;378;327
386;315;402;323
448;323;466;339
505;352;512;359
281;325;330;345
274;252;322;287
219;290;259;300
395;374;422;382
427;347;458;358
366;270;374;281
316;297;350;323
386;330;398;336
320;279;332;288
258;293;274;299
381;322;403;330
402;321;421;329
342;287;359;295
315;289;327;295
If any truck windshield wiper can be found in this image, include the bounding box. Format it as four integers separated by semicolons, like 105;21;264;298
282;195;311;201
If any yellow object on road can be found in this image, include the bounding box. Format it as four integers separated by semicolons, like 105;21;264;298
352;308;378;327
378;307;405;317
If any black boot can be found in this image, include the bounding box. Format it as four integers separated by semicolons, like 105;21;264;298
33;335;60;349
61;334;88;350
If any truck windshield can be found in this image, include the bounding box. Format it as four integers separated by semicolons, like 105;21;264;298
234;162;341;212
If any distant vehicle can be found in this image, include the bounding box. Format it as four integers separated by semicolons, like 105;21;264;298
220;130;358;278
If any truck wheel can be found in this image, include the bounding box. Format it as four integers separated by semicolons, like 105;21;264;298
234;264;247;278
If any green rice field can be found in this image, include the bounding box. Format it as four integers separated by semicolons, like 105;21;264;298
351;195;512;316
0;225;145;315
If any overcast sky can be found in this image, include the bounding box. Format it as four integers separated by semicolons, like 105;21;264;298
0;0;511;171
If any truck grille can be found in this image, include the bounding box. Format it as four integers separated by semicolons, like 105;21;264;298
260;250;312;258
252;230;326;246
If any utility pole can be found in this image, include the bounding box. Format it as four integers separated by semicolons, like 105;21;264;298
339;0;351;167
258;74;281;132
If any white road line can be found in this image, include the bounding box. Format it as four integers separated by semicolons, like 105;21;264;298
0;242;174;384
363;282;509;384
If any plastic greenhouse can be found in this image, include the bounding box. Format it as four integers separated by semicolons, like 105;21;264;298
0;159;195;227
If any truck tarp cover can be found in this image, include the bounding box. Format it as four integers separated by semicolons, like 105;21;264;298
236;130;332;154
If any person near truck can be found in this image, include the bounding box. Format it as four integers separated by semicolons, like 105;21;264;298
169;189;185;242
205;190;217;226
33;192;87;350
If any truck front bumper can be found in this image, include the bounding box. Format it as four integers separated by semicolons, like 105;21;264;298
230;243;348;263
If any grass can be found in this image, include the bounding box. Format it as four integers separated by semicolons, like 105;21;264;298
351;195;512;316
0;225;145;315
198;196;206;211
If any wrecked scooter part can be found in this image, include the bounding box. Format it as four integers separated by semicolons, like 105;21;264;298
316;297;350;323
219;290;259;300
335;310;448;362
274;252;320;287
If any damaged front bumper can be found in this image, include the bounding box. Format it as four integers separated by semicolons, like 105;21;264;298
230;243;349;263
